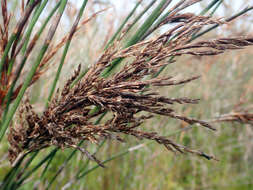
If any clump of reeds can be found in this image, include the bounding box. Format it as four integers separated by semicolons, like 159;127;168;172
8;12;253;166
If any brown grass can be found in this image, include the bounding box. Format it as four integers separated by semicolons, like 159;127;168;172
8;13;253;167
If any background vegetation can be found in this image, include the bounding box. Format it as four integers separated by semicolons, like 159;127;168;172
0;0;252;189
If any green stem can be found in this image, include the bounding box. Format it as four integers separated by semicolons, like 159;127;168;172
1;1;61;128
0;0;68;142
77;125;195;181
101;0;172;77
46;0;88;108
15;149;58;187
104;0;142;50
191;5;253;41
0;0;40;75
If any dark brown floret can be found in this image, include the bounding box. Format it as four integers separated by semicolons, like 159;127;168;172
8;13;253;165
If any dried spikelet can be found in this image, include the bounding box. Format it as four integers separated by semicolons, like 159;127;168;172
8;13;253;166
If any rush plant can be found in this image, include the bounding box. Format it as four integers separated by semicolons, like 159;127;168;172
0;0;253;189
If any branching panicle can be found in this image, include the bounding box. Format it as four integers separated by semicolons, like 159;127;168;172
8;13;253;165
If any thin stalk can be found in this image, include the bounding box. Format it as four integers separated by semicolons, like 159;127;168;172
0;0;41;75
20;0;45;55
188;0;223;40
3;152;40;190
46;0;88;108
199;0;220;15
14;149;58;188
191;5;253;41
0;154;27;190
2;0;49;126
7;1;43;75
40;150;57;179
76;140;106;177
126;0;172;46
77;125;195;180
141;0;186;40
20;151;39;174
124;0;156;35
78;150;128;179
0;0;68;142
142;0;221;40
1;1;61;128
210;1;223;16
101;0;172;77
104;0;142;50
10;0;40;58
45;144;82;190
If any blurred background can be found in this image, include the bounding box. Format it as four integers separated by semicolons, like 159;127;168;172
0;0;253;189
